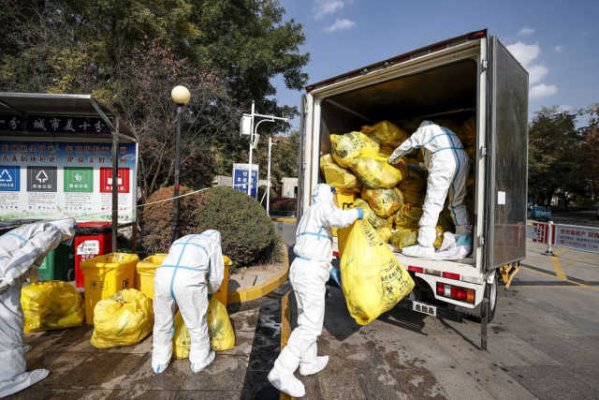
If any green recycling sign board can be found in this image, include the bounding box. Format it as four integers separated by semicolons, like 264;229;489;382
64;167;93;192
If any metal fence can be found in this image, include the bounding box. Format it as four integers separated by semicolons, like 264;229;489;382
528;221;599;254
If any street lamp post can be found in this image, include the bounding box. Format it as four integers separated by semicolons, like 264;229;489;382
266;137;273;216
240;101;288;200
170;85;190;243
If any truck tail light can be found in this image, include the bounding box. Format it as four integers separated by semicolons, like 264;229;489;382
407;265;424;273
436;282;475;304
442;272;461;280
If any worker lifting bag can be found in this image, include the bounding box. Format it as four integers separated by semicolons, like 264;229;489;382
340;220;415;325
90;289;153;348
173;298;235;358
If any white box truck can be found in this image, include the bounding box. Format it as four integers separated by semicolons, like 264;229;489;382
297;30;528;345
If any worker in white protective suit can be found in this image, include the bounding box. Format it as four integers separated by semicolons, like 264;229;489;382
388;120;471;259
152;229;224;374
0;218;75;398
268;183;364;398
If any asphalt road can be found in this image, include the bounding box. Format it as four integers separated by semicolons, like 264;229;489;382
287;239;599;400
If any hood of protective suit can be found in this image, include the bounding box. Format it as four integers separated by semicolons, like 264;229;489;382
311;184;334;206
48;217;76;241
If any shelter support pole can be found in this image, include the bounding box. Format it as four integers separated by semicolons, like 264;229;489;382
111;118;119;252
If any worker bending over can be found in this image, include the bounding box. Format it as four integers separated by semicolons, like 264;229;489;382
388;121;471;259
0;218;75;398
152;230;224;374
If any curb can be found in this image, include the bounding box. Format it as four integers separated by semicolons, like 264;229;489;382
272;217;297;224
227;245;290;304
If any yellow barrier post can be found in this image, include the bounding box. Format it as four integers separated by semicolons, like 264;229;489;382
213;256;232;306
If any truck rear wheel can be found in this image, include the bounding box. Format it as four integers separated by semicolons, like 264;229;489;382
470;273;498;323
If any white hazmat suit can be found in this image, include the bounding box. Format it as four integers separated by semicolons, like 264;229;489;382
268;184;363;398
389;121;471;259
0;218;75;398
152;230;224;374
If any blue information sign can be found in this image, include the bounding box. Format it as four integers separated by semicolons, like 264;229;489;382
0;166;20;191
233;163;259;198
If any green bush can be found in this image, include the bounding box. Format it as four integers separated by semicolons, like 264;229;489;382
140;186;278;267
193;187;278;267
140;185;199;256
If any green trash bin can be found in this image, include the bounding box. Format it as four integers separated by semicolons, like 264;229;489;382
38;243;74;281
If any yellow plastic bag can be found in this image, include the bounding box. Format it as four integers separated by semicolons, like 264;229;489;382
393;204;423;228
330;132;379;168
340;220;415;325
21;281;84;333
320;154;361;192
173;298;235;358
461;116;476;147
352;156;406;189
401;189;425;207
90;289;153;349
353;199;388;229
398;167;426;193
390;227;419;251
377;226;393;243
362;187;404;218
361;120;408;147
434;225;445;249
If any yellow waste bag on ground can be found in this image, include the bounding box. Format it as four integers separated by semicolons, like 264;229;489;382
173;298;235;358
330;132;379;168
90;289;153;349
320;154;361;193
362;187;404;218
21;281;84;333
352;156;406;189
341;220;415;325
361;120;409;147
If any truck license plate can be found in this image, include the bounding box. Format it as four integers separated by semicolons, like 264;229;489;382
412;301;437;317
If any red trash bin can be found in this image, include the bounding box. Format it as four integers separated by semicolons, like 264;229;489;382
74;222;112;288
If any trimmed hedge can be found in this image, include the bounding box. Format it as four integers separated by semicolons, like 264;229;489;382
194;187;277;267
140;185;199;254
140;186;277;267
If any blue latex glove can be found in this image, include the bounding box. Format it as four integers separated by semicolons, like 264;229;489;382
356;208;365;219
457;234;472;247
329;267;342;287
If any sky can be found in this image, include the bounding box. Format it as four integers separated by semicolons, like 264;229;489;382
271;0;599;129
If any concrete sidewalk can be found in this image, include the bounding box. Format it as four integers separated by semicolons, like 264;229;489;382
14;305;265;399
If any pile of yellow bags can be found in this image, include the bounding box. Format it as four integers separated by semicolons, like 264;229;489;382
341;220;415;325
90;289;153;348
322;120;447;251
173;298;235;358
320;154;361;193
21;281;84;333
322;118;477;253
